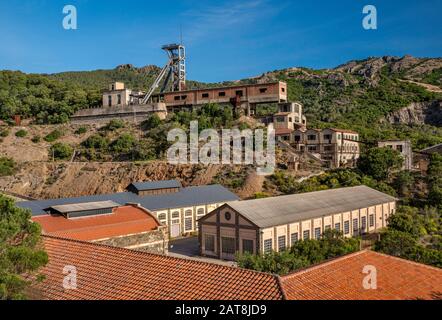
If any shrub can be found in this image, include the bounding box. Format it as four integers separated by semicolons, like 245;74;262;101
31;135;41;143
15;129;27;138
75;126;87;135
44;129;63;142
0;128;10;137
104;119;125;131
50;143;74;160
111;133;136;153
0;157;16;176
81;134;109;150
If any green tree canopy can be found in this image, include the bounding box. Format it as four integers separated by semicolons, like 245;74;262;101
0;195;48;299
357;147;403;181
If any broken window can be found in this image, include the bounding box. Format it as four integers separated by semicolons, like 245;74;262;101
218;92;226;97
202;93;209;98
259;88;267;93
174;96;180;101
235;90;243;97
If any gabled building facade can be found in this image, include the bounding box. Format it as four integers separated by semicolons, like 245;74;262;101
198;186;397;260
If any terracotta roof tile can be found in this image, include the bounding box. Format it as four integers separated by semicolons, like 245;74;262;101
32;205;160;241
33;236;284;300
280;250;442;300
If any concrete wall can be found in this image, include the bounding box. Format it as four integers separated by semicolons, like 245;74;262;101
94;227;169;254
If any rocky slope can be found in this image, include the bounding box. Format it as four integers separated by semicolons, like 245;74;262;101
385;100;442;126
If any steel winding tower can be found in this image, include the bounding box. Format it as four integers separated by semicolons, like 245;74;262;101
142;44;186;104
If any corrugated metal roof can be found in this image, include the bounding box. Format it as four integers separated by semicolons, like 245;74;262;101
128;180;182;191
48;200;120;213
226;185;397;228
18;185;239;216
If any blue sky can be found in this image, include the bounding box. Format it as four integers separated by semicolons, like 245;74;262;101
0;0;441;82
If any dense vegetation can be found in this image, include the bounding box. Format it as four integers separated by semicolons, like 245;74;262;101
0;195;48;299
0;157;16;177
237;229;359;275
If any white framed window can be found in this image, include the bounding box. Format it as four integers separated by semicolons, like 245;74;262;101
184;217;193;231
369;214;375;227
314;227;321;240
335;222;341;231
157;213;167;223
361;216;367;231
263;239;272;253
290;232;298;244
303;230;310;240
171;211;180;219
197;208;205;216
353;218;359;232
344;221;350;234
278;235;286;251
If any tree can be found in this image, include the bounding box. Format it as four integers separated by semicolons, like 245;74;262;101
0;195;48;299
357;147;403;181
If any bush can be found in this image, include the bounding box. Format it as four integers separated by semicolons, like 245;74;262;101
104;119;125;131
50;143;74;160
357;147;403;181
75;126;87;135
0;128;10;137
236;229;359;275
15;129;27;138
44;129;63;142
31;135;41;143
0;157;16;176
82;134;109;150
141;114;162;131
111;133;136;153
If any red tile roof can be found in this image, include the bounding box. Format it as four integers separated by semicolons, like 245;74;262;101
329;128;359;134
32;205;160;241
280;250;442;300
33;236;284;300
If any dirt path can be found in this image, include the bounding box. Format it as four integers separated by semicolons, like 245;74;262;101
399;79;442;93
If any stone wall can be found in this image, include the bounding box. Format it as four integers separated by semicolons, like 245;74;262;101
95;227;169;255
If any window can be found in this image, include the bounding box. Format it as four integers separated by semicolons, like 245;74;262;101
197;208;205;216
185;209;193;217
344;221;350;234
361;216;367;231
335;222;341;231
291;232;298;244
263;239;272;253
242;239;254;254
353;218;359;232
181;95;187;100
172;211;180;219
281;87;285;92
174;96;180;101
289;117;292;122
185;217;193;231
307;135;316;141
204;234;215;252
117;94;121;105
294;135;301;142
276;116;285;123
369;214;375;227
307;145;317;152
235;90;243;97
224;212;232;221
108;95;112;107
325;225;331;230
202;93;209;98
157;213;166;222
278;235;286;251
218;92;226;97
323;134;332;140
396;145;403;152
324;145;333;152
303;230;310;240
314;227;321;240
259;88;267;93
111;85;115;90
221;237;235;255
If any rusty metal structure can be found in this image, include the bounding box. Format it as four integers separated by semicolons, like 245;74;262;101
141;44;186;104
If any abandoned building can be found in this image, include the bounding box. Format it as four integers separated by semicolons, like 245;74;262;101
277;127;360;168
18;180;239;239
198;185;396;260
378;140;413;170
32;202;168;254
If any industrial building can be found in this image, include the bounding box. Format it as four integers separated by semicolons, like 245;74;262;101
378;140;413;170
198;185;396;260
32;202;168;254
18;180;239;239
